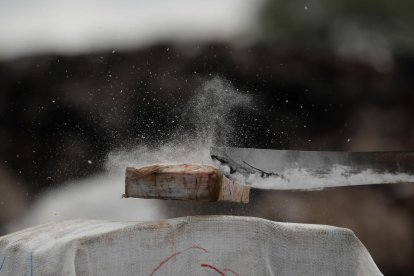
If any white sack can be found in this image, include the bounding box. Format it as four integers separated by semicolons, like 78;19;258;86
0;216;382;275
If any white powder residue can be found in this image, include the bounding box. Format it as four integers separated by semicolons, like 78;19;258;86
106;77;253;173
226;165;414;190
107;77;414;191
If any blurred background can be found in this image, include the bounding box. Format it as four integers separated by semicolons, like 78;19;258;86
1;0;414;274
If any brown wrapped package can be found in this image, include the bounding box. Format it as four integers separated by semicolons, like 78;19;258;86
124;164;250;203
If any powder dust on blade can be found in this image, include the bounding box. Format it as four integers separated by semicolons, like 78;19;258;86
211;147;414;190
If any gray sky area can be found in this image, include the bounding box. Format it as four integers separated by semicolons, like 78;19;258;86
0;0;263;60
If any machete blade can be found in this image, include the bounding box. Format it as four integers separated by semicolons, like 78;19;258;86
211;147;414;189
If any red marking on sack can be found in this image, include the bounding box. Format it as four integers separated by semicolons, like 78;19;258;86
150;251;181;276
223;268;241;276
150;245;208;275
200;264;225;275
184;245;209;253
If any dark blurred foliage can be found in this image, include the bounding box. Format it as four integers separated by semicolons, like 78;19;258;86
262;0;414;55
1;0;414;274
